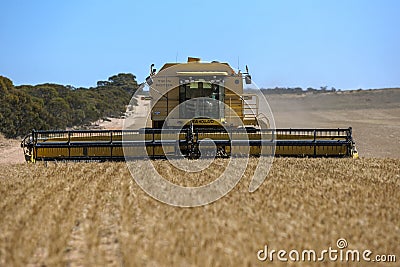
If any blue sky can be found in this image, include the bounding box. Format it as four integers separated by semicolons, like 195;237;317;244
0;0;399;89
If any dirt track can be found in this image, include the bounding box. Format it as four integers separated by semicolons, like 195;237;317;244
0;136;24;164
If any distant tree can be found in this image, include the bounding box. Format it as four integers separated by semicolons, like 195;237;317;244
293;87;303;94
47;97;71;129
97;81;110;87
96;73;138;95
20;85;58;103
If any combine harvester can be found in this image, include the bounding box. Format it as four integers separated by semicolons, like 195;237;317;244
21;57;358;162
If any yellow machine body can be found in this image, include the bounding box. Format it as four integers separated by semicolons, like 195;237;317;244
21;58;358;162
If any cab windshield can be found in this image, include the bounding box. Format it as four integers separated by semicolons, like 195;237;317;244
179;80;224;119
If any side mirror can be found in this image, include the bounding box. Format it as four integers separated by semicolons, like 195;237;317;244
146;76;153;86
245;74;252;84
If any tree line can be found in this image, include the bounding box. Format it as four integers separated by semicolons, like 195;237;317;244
0;73;138;138
260;86;339;94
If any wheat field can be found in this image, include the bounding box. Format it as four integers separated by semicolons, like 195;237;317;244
1;158;399;266
1;90;399;266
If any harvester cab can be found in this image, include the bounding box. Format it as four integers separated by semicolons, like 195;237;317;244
146;56;262;129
